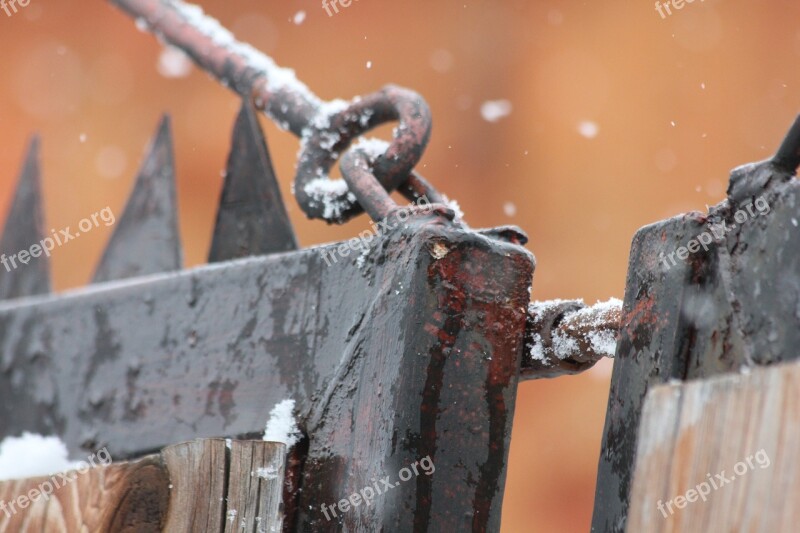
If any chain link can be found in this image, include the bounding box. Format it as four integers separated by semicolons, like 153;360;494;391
111;0;446;223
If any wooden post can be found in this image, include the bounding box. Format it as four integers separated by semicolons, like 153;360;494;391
0;439;286;532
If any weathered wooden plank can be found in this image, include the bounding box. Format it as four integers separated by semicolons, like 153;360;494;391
161;439;228;532
0;454;168;532
0;210;534;531
0;439;285;532
627;361;800;532
222;440;285;533
162;439;286;532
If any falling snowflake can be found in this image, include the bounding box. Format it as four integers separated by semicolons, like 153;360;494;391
157;46;192;78
578;121;599;139
480;100;512;122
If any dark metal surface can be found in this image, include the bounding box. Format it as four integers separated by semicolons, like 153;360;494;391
772;114;800;173
592;117;800;532
591;212;705;533
110;0;441;224
93;116;182;283
209;102;298;262
0;210;534;532
0;137;51;300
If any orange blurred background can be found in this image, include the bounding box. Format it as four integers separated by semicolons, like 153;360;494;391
2;0;800;531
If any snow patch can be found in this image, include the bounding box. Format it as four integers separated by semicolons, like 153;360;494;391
527;298;621;365
256;465;280;480
303;178;355;221
587;329;618;357
552;329;580;360
263;399;301;448
173;3;321;114
442;195;464;220
354;137;390;158
528;334;546;363
0;433;80;481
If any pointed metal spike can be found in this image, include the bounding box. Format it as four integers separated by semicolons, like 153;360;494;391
208;101;298;263
93;115;182;283
0;136;51;300
772;114;800;173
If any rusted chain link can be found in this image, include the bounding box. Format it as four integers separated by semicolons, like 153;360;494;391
110;0;446;224
521;299;622;380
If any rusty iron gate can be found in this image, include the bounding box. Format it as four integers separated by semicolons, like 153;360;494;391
0;1;618;531
1;1;798;532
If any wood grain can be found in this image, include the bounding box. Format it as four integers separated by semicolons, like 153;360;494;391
0;439;285;532
0;455;168;532
223;440;285;533
627;362;800;532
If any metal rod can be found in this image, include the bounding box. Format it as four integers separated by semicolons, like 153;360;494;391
111;0;320;136
108;0;443;224
521;298;622;380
